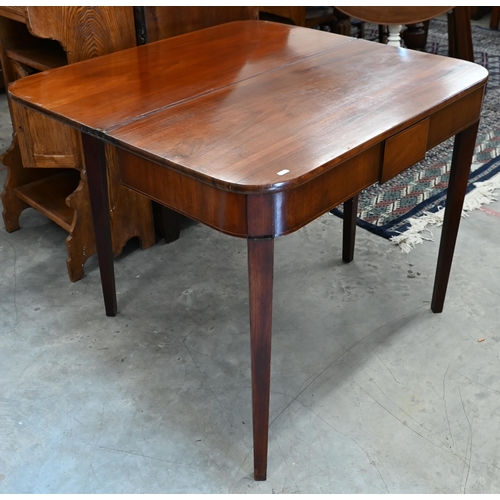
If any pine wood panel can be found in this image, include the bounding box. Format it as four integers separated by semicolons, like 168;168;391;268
14;170;80;230
0;6;25;23
141;6;258;42
0;6;155;281
25;6;136;63
13;103;83;169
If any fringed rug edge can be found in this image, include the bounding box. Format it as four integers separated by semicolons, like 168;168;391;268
390;173;500;253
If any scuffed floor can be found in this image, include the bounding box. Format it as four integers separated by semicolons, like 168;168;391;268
1;156;500;492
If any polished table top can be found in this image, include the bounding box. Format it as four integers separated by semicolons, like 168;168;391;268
10;21;486;197
9;21;488;481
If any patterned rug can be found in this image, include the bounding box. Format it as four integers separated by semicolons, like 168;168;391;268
332;19;500;251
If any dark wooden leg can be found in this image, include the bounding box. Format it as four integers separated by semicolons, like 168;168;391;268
431;121;479;313
152;202;181;243
81;133;117;317
378;24;387;44
448;7;474;62
342;194;358;263
402;20;430;51
248;236;274;481
491;7;500;30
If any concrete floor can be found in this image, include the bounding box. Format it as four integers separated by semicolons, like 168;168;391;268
1;22;500;494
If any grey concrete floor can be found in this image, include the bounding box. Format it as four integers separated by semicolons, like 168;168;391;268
1;32;500;494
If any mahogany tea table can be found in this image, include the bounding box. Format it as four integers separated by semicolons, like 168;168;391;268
8;21;488;481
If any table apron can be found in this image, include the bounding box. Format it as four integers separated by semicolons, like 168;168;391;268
427;86;484;149
117;143;382;238
118;148;248;237
116;85;484;239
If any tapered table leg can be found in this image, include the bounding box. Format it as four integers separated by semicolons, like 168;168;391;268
248;236;274;481
81;133;117;317
342;194;359;263
431;121;479;313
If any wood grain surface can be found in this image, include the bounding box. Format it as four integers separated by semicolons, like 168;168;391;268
10;21;487;196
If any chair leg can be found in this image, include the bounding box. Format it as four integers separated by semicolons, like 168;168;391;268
447;7;474;62
342;194;358;263
152;202;181;243
378;24;387;43
490;7;500;30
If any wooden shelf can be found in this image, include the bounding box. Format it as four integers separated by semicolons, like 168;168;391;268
14;170;80;231
5;39;67;71
0;7;25;23
0;7;156;282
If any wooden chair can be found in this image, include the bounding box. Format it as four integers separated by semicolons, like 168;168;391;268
336;6;474;62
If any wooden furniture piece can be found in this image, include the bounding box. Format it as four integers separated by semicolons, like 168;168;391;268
337;6;450;46
9;21;487;481
336;6;474;62
490;7;500;29
470;6;492;21
0;6;155;281
259;6;335;28
446;7;474;62
135;6;258;43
